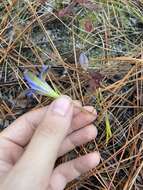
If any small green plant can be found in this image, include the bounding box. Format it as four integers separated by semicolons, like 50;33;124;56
105;111;112;144
96;89;112;143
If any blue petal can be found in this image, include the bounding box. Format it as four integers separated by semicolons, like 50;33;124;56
24;71;49;94
39;65;49;81
79;52;89;70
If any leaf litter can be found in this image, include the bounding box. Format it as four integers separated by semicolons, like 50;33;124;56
0;0;143;189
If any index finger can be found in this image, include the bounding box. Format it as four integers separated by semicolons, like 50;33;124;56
0;100;81;148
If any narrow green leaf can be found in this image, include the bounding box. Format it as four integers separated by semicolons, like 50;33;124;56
105;112;112;144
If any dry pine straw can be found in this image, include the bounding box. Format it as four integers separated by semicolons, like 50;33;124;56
0;1;143;189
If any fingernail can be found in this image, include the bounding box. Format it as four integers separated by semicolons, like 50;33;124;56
52;96;72;116
85;106;97;116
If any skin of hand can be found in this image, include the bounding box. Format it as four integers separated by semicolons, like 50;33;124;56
0;95;100;190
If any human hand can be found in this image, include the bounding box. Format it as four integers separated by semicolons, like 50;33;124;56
0;96;100;190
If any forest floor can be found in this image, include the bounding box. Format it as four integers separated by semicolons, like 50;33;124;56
0;0;143;189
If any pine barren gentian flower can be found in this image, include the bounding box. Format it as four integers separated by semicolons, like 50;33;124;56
79;52;89;71
24;67;60;99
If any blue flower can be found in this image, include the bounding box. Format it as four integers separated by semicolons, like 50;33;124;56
24;66;60;99
79;52;89;71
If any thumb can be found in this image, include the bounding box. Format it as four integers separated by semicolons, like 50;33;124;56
6;96;73;190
